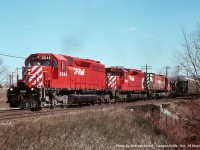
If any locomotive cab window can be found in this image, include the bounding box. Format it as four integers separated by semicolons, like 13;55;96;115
107;70;120;76
25;61;31;66
32;60;41;66
41;60;50;66
61;62;66;71
53;59;58;68
32;60;51;66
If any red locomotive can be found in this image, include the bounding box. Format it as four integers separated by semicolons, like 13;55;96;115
7;53;170;110
146;73;170;98
21;53;105;89
106;67;146;101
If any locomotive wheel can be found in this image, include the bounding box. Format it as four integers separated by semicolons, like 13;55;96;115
112;99;116;104
38;106;42;110
97;99;102;105
28;95;41;111
123;98;127;103
31;106;42;111
91;101;95;106
61;97;68;108
10;96;18;107
30;108;36;111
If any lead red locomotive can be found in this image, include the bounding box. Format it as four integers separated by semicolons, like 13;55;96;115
7;53;170;110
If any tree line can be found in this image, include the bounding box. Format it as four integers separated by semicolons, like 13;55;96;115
0;58;8;88
175;24;200;81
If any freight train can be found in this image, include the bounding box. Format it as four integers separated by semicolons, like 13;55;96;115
7;53;196;111
170;76;200;97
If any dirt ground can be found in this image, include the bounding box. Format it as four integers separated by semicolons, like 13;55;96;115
0;88;9;109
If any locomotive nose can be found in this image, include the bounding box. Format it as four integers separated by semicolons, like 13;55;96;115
22;66;44;88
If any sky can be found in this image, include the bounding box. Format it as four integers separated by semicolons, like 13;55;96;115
0;0;200;76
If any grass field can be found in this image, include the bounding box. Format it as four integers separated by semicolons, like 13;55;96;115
0;108;172;150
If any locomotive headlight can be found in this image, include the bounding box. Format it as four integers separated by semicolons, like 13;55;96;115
10;88;13;91
31;88;34;91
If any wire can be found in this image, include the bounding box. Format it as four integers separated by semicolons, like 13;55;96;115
0;53;25;59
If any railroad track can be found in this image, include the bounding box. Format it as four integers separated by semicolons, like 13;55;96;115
176;95;200;100
0;108;77;122
0;106;96;122
0;98;185;122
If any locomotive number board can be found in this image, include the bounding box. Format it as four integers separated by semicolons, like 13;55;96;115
32;56;51;60
42;56;50;60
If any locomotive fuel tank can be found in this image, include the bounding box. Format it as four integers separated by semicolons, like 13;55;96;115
68;94;97;105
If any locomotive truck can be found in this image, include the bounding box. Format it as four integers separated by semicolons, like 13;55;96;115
7;53;171;110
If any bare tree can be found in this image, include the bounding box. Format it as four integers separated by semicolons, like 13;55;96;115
175;24;200;81
0;58;8;87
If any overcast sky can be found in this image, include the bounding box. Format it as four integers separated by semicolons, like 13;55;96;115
0;0;200;74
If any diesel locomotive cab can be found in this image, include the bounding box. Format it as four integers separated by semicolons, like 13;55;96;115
23;54;52;88
7;53;56;110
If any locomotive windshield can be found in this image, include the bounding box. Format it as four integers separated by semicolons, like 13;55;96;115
41;60;50;66
110;70;120;76
32;60;41;66
31;60;51;66
25;61;31;66
106;69;122;76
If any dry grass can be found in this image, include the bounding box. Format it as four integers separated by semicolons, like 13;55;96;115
0;108;171;150
165;100;200;144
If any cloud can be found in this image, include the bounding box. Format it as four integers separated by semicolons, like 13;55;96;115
124;26;137;32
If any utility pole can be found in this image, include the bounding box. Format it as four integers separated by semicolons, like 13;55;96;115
175;65;180;77
141;64;152;74
141;64;152;90
186;68;189;77
10;72;14;86
16;68;19;81
16;67;22;84
163;66;171;77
